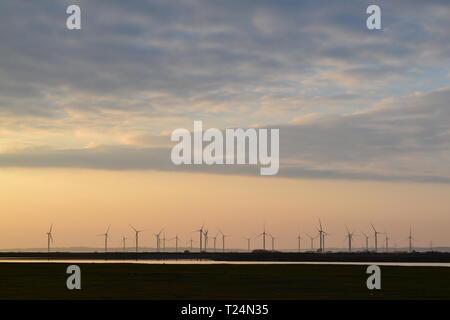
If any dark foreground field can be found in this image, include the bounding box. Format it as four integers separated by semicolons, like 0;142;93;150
0;263;449;300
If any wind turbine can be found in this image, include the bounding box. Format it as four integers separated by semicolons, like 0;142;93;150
296;233;303;252
161;232;166;252
192;224;204;252
169;234;180;252
269;234;277;251
318;219;326;253
243;237;252;252
361;232;370;251
212;232;220;252
384;232;390;252
97;225;110;253
219;230;230;252
322;231;330;253
408;228;414;253
256;225;269;251
370;223;381;252
129;225;145;253
46;224;53;253
203;229;209;252
190;238;193;251
345;226;355;253
122;236;127;252
154;229;163;252
306;233;318;251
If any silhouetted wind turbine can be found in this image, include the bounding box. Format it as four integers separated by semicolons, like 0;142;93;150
322;231;330;252
212;232;220;252
296;233;303;252
361;232;370;251
154;229;163;252
384;232;390;252
306;233;317;251
170;234;180;252
408;227;414;253
122;236;127;252
192;224;204;252
203;229;209;252
370;223;381;252
243;237;252;252
219;230;230;252
345;225;355;253
161;232;166;252
97;225;110;253
318;219;325;253
190;237;193;251
129;225;145;253
46;224;53;253
256;225;269;251
269;234;277;251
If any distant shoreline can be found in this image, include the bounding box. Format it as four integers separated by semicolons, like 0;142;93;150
0;251;449;263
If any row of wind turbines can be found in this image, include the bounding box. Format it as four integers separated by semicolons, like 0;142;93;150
300;221;415;253
44;220;418;254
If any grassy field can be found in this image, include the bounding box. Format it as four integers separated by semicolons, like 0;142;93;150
0;263;448;300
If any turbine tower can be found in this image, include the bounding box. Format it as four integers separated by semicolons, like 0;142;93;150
243;237;252;252
318;219;327;253
46;224;53;253
384;232;390;252
361;232;369;251
269;234;277;251
97;225;110;253
129;225;145;253
306;233;318;251
256;225;269;251
296;233;303;253
212;232;220;252
192;224;204;252
345;226;354;253
322;231;329;253
408;228;414;253
170;234;180;252
203;229;209;252
154;229;163;252
161;232;166;252
370;223;381;252
122;236;127;252
219;230;230;253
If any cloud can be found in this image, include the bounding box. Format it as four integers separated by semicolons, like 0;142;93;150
1;87;450;183
1;0;450;123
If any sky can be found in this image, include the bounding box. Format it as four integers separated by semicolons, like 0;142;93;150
0;0;449;250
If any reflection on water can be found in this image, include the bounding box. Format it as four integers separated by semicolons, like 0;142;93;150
0;259;449;267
